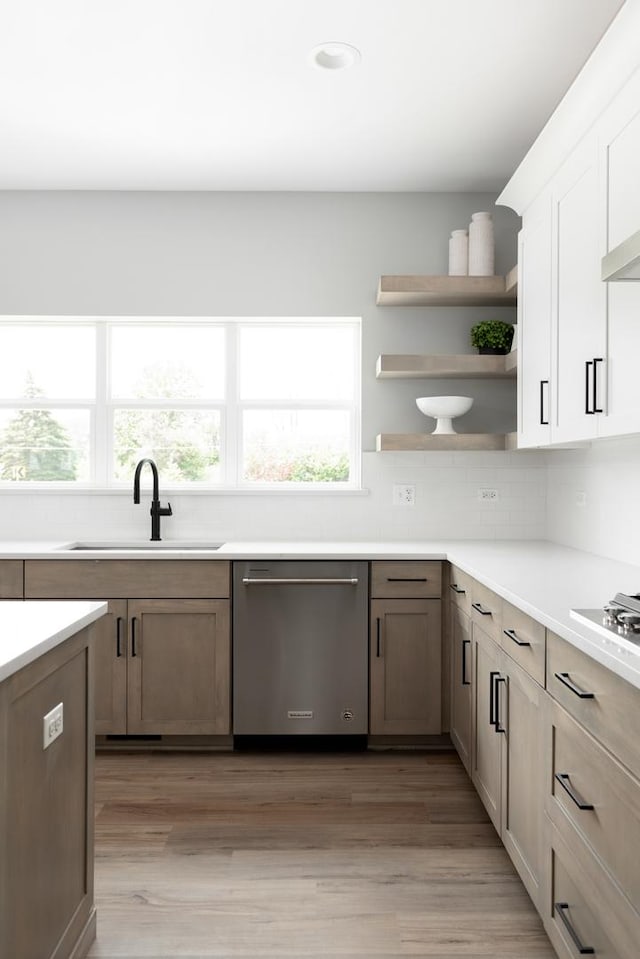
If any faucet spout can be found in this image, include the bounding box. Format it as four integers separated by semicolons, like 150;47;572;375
133;458;172;541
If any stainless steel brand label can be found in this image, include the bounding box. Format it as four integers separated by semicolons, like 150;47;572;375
287;710;313;719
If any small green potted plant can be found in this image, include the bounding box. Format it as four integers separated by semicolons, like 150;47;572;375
470;320;514;355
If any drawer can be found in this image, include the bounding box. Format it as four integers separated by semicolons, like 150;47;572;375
0;560;23;599
469;580;502;643
547;631;640;779
24;560;231;599
544;822;639;959
501;599;545;686
447;564;472;615
547;697;640;912
370;561;441;599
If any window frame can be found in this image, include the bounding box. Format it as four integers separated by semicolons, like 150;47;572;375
0;316;362;491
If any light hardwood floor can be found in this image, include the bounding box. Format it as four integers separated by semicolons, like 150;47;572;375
88;749;555;958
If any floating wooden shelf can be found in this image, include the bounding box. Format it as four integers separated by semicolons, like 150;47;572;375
376;432;517;452
376;350;517;379
376;270;518;307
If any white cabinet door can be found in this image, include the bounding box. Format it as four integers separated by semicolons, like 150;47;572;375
552;136;607;444
518;191;552;447
598;68;640;438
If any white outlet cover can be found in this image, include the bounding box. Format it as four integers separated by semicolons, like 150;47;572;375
43;702;63;749
392;484;416;506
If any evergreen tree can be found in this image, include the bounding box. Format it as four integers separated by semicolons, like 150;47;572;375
0;374;77;480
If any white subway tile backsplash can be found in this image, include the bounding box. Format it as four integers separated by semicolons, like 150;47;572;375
0;449;548;544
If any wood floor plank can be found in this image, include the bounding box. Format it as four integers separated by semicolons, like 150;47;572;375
88;750;555;958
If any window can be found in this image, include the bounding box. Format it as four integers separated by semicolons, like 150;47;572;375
0;317;361;488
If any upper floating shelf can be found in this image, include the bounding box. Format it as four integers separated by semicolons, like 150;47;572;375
376;266;518;307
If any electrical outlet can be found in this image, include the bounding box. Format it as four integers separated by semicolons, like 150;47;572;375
392;484;416;506
478;488;499;502
43;702;63;750
576;490;587;507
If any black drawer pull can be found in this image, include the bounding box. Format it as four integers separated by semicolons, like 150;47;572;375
593;357;603;414
503;628;531;647
495;675;507;734
131;617;138;657
450;583;466;594
116;616;123;657
472;602;492;616
554;902;595;954
376;617;381;658
461;638;471;686
585;360;594;415
386;577;427;582
554;672;595;699
489;670;500;727
555;773;594;811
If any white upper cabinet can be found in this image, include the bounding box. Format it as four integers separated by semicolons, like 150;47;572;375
499;0;640;449
551;136;607;444
517;192;552;448
598;68;640;438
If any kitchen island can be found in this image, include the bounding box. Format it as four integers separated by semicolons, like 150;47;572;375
0;601;107;959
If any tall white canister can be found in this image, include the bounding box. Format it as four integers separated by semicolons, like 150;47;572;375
448;229;468;275
468;211;495;276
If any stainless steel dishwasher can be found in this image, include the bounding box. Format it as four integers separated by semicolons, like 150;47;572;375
233;560;368;737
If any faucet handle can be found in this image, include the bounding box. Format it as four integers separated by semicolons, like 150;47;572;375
158;501;172;517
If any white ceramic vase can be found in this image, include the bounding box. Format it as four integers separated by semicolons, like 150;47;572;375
468;211;495;276
448;229;468;275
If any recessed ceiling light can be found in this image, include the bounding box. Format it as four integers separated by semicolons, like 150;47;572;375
310;42;361;71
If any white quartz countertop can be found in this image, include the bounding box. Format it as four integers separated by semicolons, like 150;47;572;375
2;539;640;688
0;601;108;683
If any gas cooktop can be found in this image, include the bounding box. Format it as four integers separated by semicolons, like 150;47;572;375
571;592;640;647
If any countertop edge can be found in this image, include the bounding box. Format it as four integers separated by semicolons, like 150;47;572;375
0;601;108;683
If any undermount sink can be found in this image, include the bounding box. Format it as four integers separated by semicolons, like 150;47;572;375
60;541;223;551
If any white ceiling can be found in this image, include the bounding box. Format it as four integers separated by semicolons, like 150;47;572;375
0;0;625;191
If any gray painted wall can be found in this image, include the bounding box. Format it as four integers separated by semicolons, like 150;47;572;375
0;191;519;448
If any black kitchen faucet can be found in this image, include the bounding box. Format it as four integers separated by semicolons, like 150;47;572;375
133;458;172;541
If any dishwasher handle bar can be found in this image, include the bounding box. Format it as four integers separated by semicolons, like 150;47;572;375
242;577;360;586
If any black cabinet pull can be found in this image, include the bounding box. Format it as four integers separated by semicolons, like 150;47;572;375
585;360;594;414
472;602;492;616
131;617;138;657
554;672;595;699
376;617;381;658
495;676;507;734
116;616;123;657
387;577;427;583
503;628;531;648
593;357;603;413
555;773;594;811
540;379;549;425
450;583;466;594
461;638;471;686
554;902;595;954
489;670;500;727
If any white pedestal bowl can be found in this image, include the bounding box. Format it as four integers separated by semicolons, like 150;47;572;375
416;396;474;434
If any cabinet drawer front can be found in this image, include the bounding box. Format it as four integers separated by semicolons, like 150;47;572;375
547;631;640;779
545;824;638;959
371;561;441;598
501;599;545;686
24;560;230;599
548;699;640;912
0;560;23;598
470;581;502;643
448;564;472;614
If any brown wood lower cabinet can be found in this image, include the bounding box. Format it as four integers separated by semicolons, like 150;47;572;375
94;598;230;735
369;597;442;735
471;620;544;908
449;602;472;772
25;560;232;737
0;622;96;959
